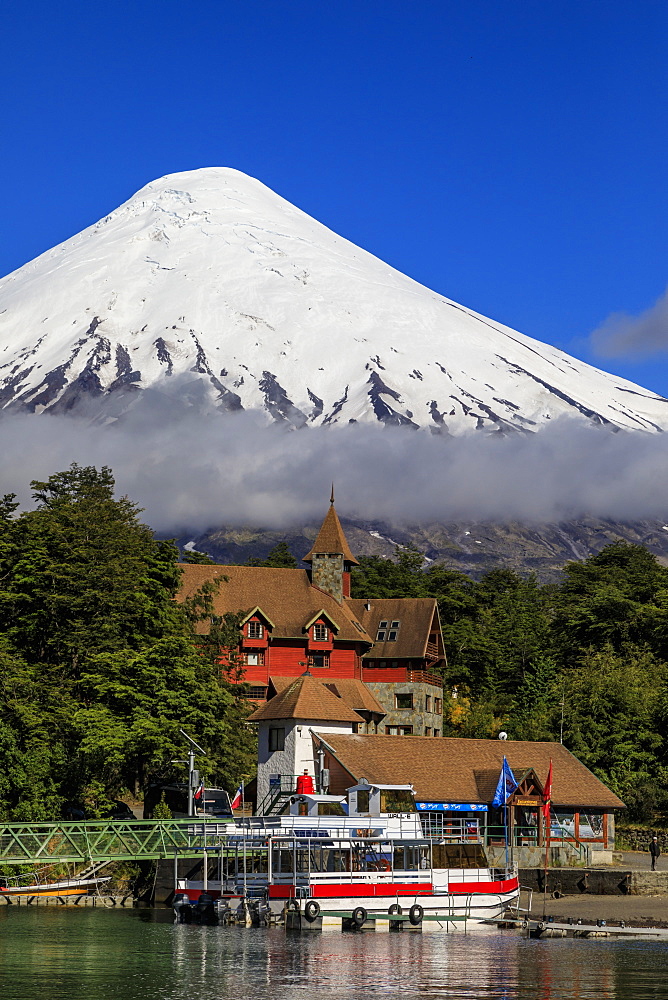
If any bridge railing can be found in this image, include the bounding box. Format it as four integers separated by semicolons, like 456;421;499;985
0;818;233;866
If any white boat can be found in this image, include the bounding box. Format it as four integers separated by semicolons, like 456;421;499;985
176;782;519;925
0;876;111;898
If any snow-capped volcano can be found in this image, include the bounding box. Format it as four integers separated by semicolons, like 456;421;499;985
1;167;667;433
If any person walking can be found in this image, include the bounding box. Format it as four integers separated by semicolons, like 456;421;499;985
649;836;661;871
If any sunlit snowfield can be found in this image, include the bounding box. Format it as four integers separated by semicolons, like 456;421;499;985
1;908;667;1000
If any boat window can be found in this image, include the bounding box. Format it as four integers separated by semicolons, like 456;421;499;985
380;789;415;813
271;847;296;874
392;845;429;871
232;847;268;875
317;801;346;815
431;843;488;869
356;789;370;812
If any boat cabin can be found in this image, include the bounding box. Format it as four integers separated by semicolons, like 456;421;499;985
289;794;348;817
347;782;416;818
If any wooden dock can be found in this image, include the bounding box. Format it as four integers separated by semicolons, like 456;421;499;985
491;915;668;939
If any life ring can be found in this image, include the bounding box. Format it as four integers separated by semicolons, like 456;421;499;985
304;900;320;922
409;903;424;925
377;858;391;871
388;903;403;915
352;906;367;927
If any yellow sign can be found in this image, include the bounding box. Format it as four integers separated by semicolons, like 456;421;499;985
514;798;539;807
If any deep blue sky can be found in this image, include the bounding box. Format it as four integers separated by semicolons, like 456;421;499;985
2;1;666;391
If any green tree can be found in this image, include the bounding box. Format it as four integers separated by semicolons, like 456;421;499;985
182;549;216;565
351;544;427;598
245;541;297;568
555;542;668;659
562;645;667;809
0;464;256;818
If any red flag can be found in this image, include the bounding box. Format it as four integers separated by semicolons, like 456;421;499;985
193;780;204;802
542;759;553;830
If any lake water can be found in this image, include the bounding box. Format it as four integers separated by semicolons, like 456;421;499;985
1;907;668;999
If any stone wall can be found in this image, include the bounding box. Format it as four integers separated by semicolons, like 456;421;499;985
310;553;343;602
629;871;668;895
364;679;443;735
487;844;590;869
615;826;668;851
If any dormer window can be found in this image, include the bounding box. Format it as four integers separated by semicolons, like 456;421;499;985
248;621;263;639
387;620;400;641
313;623;328;642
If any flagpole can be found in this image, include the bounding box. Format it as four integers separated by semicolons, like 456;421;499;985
542;759;553;920
241;779;245;816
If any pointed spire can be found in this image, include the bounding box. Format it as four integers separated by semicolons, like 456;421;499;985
330;483;335;505
303;501;359;566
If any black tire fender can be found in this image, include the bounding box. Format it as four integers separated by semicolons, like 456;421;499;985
388;903;403;915
286;898;301;912
409;903;424;925
304;899;320;922
352;905;367;927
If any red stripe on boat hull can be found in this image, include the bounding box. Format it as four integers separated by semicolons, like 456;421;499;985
448;878;518;895
269;883;431;900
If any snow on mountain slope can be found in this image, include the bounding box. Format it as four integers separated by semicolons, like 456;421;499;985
1;166;667;433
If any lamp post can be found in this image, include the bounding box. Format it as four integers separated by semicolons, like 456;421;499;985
180;729;207;817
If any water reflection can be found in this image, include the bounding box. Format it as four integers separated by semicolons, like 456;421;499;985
1;908;667;1000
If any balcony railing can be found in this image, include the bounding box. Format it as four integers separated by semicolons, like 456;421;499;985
407;669;442;687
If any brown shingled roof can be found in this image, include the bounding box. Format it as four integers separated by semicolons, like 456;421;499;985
303;505;359;566
248;673;362;723
346;598;441;659
323;679;385;717
314;734;624;809
177;564;372;644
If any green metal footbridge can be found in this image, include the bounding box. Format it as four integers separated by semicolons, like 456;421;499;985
0;819;231;867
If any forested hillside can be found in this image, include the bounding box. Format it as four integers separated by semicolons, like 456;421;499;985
0;464;255;821
351;544;668;821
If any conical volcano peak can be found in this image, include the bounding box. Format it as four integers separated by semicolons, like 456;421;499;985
1;168;667;433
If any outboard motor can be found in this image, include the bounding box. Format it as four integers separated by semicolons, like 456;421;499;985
213;898;232;925
195;891;215;924
172;893;193;923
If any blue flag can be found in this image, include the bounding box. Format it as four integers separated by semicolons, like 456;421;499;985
492;756;517;807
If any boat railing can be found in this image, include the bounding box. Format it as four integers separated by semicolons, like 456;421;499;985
271;869;433;886
237;814;424;840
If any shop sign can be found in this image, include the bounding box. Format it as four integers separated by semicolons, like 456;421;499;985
416;802;488;812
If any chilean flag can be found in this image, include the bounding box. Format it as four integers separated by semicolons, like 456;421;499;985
230;785;243;810
542;759;553;838
193;780;204;803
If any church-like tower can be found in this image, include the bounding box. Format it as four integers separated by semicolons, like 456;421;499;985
303;490;359;603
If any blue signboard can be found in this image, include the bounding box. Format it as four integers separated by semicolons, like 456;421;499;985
416;802;488;813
